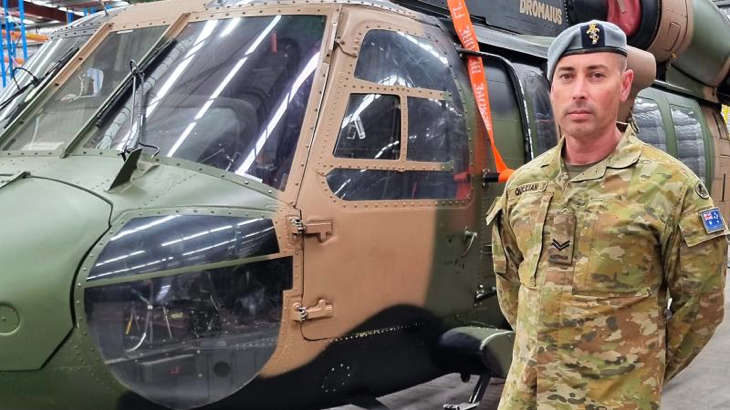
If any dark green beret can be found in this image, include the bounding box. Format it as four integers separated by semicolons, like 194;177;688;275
547;20;628;81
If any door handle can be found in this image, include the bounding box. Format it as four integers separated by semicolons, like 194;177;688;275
292;299;334;322
461;227;478;257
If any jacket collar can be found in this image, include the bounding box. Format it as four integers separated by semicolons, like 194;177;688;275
539;126;642;182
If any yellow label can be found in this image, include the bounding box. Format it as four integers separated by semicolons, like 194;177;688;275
519;0;563;25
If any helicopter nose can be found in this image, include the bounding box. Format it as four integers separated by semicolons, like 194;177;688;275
0;175;111;372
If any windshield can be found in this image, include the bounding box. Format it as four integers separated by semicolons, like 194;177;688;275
83;15;326;191
0;35;90;128
0;26;167;151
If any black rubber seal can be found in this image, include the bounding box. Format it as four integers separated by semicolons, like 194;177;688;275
627;0;660;50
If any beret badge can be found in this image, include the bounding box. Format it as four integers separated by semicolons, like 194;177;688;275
586;23;600;45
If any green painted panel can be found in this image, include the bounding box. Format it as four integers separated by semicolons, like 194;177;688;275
0;178;110;370
674;0;730;87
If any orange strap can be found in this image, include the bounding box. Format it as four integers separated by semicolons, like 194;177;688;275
447;0;513;183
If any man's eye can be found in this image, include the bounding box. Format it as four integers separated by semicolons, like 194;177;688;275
591;72;605;79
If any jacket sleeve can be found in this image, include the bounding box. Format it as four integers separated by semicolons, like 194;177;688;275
663;180;728;382
487;194;523;329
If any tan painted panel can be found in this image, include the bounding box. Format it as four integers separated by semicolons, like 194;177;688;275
619;47;656;123
296;6;484;341
702;105;730;221
647;0;693;62
110;0;208;27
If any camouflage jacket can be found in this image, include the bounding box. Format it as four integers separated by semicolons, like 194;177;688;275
486;128;727;409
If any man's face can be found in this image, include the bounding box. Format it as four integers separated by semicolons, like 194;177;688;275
550;52;633;140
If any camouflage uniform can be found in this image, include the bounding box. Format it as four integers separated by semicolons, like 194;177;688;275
486;127;727;409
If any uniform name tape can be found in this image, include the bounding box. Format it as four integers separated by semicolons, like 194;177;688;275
447;0;513;182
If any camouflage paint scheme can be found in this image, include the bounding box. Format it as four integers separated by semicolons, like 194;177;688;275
0;0;730;409
487;127;728;409
0;1;504;409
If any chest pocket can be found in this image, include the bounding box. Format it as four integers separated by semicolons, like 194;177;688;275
573;200;661;296
509;192;552;287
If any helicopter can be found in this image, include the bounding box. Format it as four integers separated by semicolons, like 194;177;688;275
0;0;729;409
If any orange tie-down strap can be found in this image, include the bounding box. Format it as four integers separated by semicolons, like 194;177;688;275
447;0;513;183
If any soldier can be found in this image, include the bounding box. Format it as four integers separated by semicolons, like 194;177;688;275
486;20;728;409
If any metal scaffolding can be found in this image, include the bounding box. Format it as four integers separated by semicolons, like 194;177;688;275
0;0;29;88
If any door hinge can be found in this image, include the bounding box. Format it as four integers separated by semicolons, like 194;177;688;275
292;299;334;322
288;217;333;242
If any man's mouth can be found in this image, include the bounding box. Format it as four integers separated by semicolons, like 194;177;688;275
568;109;592;115
567;109;593;120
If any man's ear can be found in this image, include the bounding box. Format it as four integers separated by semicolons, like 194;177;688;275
620;69;635;103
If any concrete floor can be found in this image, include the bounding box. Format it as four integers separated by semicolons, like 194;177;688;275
332;271;730;410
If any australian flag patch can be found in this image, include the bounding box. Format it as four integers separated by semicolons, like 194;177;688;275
700;207;725;234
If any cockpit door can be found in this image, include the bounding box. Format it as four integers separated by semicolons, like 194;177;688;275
295;7;486;341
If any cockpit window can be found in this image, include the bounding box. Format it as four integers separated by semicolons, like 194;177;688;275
407;96;468;167
355;29;452;92
334;94;401;160
0;26;167;151
514;63;557;158
327;29;472;202
83;15;326;192
0;35;91;129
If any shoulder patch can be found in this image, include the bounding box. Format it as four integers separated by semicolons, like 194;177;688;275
512;181;547;196
700;207;725;234
695;181;710;199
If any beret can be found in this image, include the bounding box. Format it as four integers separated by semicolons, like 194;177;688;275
547;20;628;82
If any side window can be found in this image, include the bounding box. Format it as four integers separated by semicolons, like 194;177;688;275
354;30;453;93
327;169;458;201
514;63;557;158
485;59;526;167
329;29;471;202
634;97;668;151
407;97;468;169
671;105;706;181
334;94;401;160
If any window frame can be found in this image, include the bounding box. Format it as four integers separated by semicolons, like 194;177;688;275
481;56;532;164
320;23;477;205
333;93;403;161
633;88;714;188
62;7;337;205
669;102;711;184
0;16;185;155
633;95;669;152
512;61;557;160
329;79;458;173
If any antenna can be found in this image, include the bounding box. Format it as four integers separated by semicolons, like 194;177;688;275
98;0;109;16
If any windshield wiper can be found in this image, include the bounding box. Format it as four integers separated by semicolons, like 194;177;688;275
95;38;178;129
122;59;160;157
0;46;80;126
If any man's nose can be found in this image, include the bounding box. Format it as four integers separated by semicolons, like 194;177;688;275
571;75;588;100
